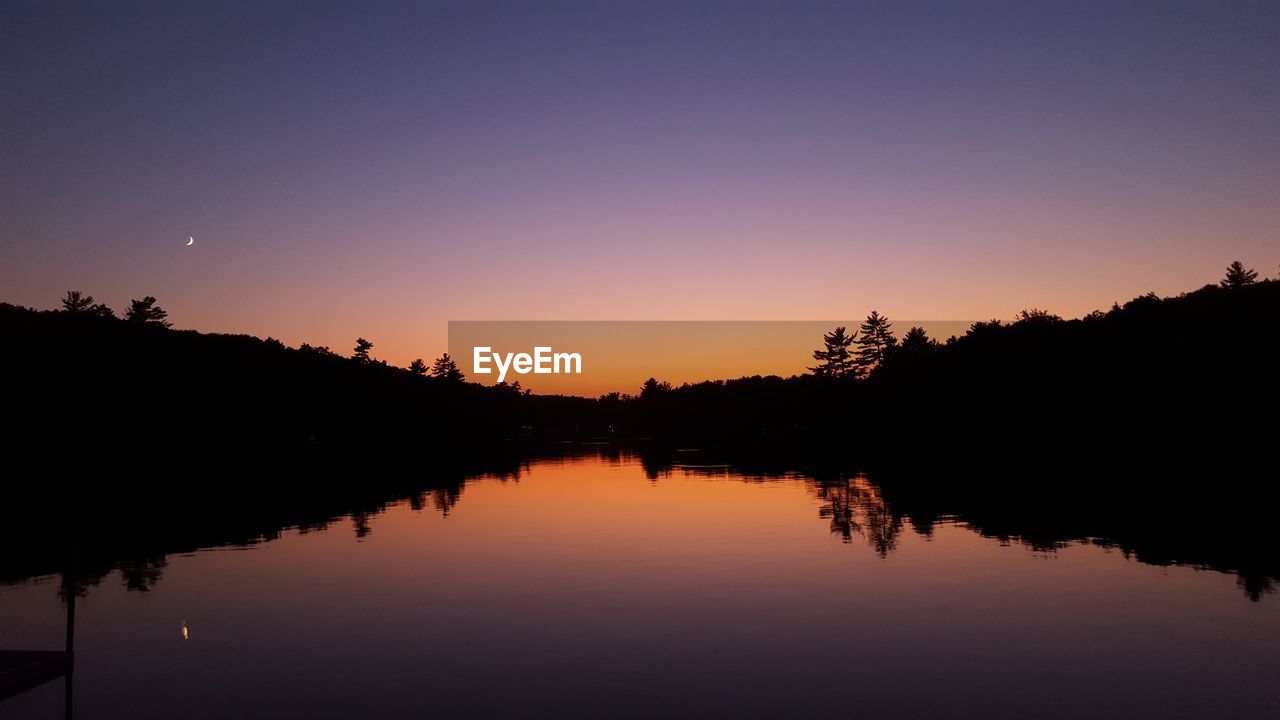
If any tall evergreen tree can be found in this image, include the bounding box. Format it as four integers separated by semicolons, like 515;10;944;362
408;358;428;375
124;296;170;326
856;311;896;375
1221;261;1258;289
809;326;856;378
352;338;374;363
430;353;464;382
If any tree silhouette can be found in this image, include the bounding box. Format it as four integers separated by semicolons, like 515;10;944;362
430;353;464;381
61;290;95;313
352;338;374;363
1222;261;1258;289
124;296;170;326
856;311;896;375
897;326;936;355
299;343;336;356
1014;308;1062;324
809;326;856;378
408;358;427;375
640;377;673;398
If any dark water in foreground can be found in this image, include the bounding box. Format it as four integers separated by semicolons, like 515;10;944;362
2;455;1278;719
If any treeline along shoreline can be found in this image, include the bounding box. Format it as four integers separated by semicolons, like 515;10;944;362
4;263;1275;478
2;263;1277;600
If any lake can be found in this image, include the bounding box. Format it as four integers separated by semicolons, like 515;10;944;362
2;452;1277;719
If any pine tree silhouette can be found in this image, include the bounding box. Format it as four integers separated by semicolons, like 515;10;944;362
352;338;374;363
1222;261;1258;289
124;296;170;326
61;290;95;313
430;353;464;382
856;311;896;375
810;326;856;378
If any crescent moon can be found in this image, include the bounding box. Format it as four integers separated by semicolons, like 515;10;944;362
186;236;194;246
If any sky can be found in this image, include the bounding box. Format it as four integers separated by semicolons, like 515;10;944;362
2;0;1277;368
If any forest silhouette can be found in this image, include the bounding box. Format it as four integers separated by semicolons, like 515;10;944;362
4;262;1277;472
2;262;1276;601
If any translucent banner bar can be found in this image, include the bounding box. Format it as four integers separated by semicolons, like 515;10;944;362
448;320;974;396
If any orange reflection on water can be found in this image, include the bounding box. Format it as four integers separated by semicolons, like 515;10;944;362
5;454;1276;719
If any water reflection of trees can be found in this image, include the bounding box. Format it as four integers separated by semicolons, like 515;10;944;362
814;475;903;557
687;457;1275;602
1238;575;1274;602
3;446;1275;603
118;558;167;592
1;462;527;600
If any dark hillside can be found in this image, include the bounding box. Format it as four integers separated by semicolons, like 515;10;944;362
0;303;601;474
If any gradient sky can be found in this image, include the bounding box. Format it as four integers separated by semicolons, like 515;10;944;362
2;1;1277;366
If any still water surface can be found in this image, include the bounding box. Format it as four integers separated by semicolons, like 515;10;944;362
2;455;1277;718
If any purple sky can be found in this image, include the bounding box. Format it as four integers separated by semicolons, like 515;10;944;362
2;1;1277;365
